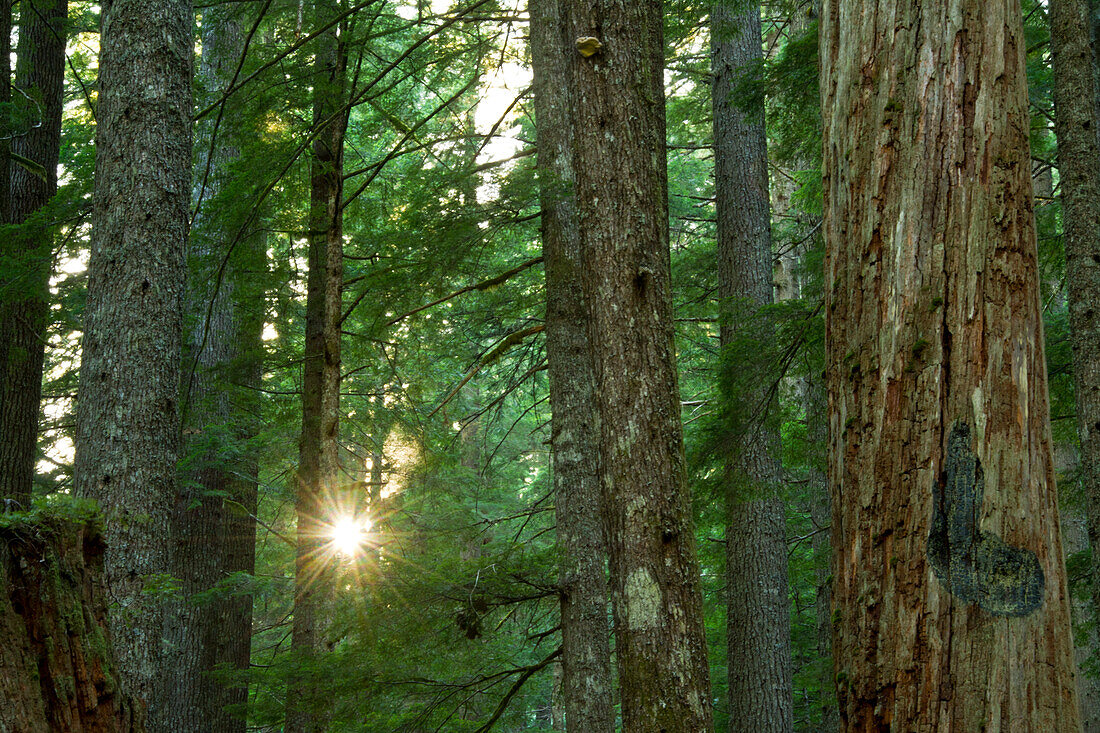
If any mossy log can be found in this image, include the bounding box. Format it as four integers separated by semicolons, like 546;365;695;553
0;504;143;732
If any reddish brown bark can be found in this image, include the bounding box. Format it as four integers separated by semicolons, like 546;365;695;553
822;0;1081;727
0;512;143;732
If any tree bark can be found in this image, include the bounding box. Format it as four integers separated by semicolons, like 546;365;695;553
564;2;713;730
712;3;793;730
1051;4;1100;718
73;0;192;721
286;11;346;732
821;0;1081;727
0;0;68;508
0;510;144;731
530;1;613;730
160;5;259;731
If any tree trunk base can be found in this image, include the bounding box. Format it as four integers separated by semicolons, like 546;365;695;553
0;505;143;732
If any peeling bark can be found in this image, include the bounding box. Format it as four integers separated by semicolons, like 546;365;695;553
821;0;1081;726
0;510;144;732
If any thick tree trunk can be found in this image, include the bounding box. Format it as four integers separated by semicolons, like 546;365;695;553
821;0;1081;727
160;6;259;731
286;15;346;733
564;2;713;730
1051;3;1100;716
0;510;144;731
73;0;192;721
712;3;793;730
0;0;67;508
530;1;613;731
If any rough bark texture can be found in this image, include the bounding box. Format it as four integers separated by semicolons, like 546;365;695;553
1052;3;1100;713
0;0;67;508
286;15;346;733
1063;504;1100;731
160;6;259;731
712;3;793;730
530;1;614;731
72;0;192;720
0;509;144;732
807;371;839;731
564;2;713;730
821;0;1081;727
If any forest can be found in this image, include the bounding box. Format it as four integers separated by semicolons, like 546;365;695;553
1;0;1099;730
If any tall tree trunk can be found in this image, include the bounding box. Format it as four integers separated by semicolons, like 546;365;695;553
73;0;192;721
161;5;259;731
821;0;1081;727
0;0;68;508
530;1;613;730
806;371;838;730
711;3;793;730
563;2;713;730
1051;4;1100;719
286;12;346;733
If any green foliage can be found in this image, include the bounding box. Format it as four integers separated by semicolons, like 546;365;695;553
26;0;1094;728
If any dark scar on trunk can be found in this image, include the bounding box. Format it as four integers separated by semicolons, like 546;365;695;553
927;421;1044;616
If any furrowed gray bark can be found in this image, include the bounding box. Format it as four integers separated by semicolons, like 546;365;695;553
0;0;68;508
564;1;713;730
712;3;793;729
531;0;613;730
161;5;260;730
73;0;192;722
1051;6;1100;724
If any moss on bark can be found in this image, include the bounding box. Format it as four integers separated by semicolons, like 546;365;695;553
0;501;143;732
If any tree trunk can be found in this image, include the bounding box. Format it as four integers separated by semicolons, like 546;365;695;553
530;1;614;731
160;5;259;731
712;3;793;730
0;509;144;731
806;371;838;731
73;0;192;721
0;0;67;508
1051;3;1100;718
1062;500;1100;731
286;11;346;732
563;2;713;730
821;0;1081;727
